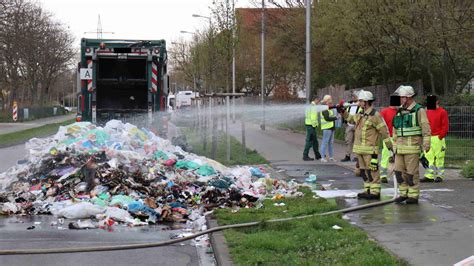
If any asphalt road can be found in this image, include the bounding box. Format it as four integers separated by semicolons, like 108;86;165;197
0;215;206;266
0;134;214;266
0;114;75;135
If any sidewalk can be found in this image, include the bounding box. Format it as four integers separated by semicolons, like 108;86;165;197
0;114;76;135
229;122;474;265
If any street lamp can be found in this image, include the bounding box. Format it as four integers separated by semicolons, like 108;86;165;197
192;14;211;20
305;0;311;104
180;30;194;35
192;13;213;95
260;0;266;130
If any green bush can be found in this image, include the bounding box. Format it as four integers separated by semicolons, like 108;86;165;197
460;162;474;178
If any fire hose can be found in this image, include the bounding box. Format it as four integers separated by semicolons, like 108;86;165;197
0;173;398;255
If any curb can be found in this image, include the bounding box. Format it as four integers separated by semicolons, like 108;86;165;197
207;217;234;266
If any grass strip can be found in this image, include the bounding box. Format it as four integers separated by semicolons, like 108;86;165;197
183;128;268;166
0;119;75;148
215;188;408;265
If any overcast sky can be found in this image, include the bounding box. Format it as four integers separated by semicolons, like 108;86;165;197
39;0;256;48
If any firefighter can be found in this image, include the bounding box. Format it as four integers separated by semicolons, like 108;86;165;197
379;95;400;183
421;95;449;183
339;90;392;200
341;92;360;162
303;97;322;161
392;85;431;204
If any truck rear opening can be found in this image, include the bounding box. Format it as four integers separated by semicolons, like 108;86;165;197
97;58;147;121
78;38;168;127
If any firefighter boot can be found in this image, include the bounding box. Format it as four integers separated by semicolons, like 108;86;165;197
357;171;370;199
420;177;434;183
406;197;419;204
357;191;370;199
394;196;408;203
365;193;380;200
340;155;351;162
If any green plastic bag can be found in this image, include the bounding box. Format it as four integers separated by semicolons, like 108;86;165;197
153;150;169;160
175;161;200;170
196;165;217;176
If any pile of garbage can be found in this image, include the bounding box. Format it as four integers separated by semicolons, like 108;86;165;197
0;120;300;230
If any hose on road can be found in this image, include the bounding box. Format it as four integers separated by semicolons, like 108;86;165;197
0;176;398;255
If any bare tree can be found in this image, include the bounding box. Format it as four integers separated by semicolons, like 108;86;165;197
0;0;75;111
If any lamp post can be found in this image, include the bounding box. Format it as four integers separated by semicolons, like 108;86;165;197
192;14;213;95
231;0;236;123
305;0;311;103
260;0;266;131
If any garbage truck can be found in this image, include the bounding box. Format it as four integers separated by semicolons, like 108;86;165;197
76;38;169;124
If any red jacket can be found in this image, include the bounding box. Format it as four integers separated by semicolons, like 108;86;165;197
427;107;449;139
380;107;397;137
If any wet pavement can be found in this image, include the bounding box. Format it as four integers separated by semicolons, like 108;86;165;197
229;123;474;266
275;163;474;265
0;122;216;266
0;214;212;266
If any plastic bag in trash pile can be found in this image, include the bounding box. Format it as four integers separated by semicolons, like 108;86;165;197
0;120;301;230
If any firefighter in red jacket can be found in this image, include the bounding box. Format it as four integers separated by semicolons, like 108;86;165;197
379;95;399;183
421;95;449;183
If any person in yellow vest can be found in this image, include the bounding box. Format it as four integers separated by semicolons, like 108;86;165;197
421;95;449;183
339;90;393;199
303;97;322;161
392;85;431;204
319;95;338;162
379;95;400;183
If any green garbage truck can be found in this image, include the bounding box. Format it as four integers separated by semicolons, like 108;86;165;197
76;38;168;125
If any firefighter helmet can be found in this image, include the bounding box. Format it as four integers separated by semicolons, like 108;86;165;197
357;90;375;101
395;85;416;97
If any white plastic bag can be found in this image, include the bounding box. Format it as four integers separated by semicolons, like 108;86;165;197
56;202;105;219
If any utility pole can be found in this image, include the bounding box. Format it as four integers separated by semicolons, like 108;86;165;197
231;0;236;123
305;0;311;103
260;0;266;131
83;15;114;39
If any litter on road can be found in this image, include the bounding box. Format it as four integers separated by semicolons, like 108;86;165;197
0;120;301;233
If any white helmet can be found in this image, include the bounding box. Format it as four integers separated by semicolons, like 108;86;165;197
357;90;375;101
395;85;415;97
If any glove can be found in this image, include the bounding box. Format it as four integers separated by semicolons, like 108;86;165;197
336;105;345;114
420;154;429;169
423;143;430;152
388;151;395;163
389;156;395;164
369;154;378;171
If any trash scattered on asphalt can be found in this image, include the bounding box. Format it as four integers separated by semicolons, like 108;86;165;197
332;225;342;230
304;174;317;183
0;120;301;234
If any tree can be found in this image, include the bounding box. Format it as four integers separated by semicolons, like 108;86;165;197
0;0;75;111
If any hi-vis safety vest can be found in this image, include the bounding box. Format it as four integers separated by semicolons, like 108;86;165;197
305;105;318;127
320;109;335;130
393;104;422;137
